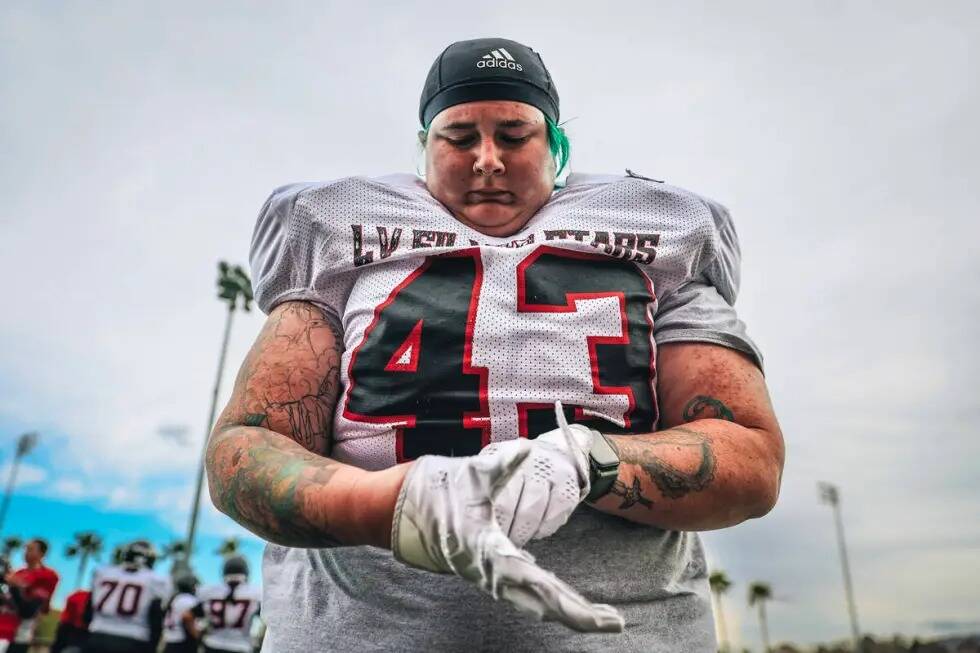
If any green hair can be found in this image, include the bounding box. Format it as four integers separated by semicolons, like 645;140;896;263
547;118;570;176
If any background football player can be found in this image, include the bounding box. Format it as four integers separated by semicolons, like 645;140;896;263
191;555;260;653
83;540;170;653
50;586;90;653
206;37;784;651
0;538;59;653
162;572;199;653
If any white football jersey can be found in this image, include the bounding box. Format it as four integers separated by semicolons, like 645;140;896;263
88;564;171;641
199;582;261;653
251;173;759;470
162;592;199;643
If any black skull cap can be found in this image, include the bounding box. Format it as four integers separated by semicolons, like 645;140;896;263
419;37;559;128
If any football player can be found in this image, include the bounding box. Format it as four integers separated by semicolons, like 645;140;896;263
191;556;260;653
0;538;59;653
83;540;170;653
50;588;90;653
161;572;199;653
206;37;784;651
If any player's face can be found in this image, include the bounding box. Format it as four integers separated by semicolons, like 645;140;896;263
424;101;555;237
24;541;43;564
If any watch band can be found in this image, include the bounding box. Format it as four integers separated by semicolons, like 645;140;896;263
586;430;620;502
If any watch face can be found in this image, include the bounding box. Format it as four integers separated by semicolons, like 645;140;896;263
590;435;620;468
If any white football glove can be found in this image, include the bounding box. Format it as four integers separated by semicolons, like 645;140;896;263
482;402;596;547
391;431;624;633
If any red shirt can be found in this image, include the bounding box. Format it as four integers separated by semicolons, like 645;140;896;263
0;565;60;641
60;589;90;630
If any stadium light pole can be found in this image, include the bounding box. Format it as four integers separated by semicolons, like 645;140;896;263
818;482;862;653
0;432;39;534
183;262;253;572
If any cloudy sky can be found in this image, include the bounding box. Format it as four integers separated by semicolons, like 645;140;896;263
1;1;977;649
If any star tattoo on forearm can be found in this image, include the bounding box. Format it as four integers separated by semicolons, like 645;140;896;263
610;477;654;509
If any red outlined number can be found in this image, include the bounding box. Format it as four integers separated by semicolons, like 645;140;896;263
209;599;252;630
229;599;252;628
516;246;657;434
95;580;144;617
117;584;142;616
95;580;118;612
344;247;657;457
344;250;490;461
208;599;225;628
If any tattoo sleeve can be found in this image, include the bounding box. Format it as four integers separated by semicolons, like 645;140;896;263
220;301;343;454
596;343;783;528
206;301;348;546
206;425;344;546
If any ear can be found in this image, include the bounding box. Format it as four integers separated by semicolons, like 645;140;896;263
417;130;427;146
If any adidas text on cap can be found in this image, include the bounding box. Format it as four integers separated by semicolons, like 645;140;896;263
419;38;560;128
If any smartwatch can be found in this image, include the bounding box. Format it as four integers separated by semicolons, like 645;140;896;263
585;430;620;502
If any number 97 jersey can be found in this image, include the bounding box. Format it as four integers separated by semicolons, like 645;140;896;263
198;583;261;653
250;172;759;469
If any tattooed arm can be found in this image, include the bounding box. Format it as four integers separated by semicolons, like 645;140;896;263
205;301;409;548
589;342;784;531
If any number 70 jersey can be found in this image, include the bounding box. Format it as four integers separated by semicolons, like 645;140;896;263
89;565;171;641
250;172;750;470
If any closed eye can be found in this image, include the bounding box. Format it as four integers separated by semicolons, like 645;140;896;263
445;135;477;148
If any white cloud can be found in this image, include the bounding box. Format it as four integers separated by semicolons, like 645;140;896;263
0;462;47;487
32;469;249;544
51;478;86;499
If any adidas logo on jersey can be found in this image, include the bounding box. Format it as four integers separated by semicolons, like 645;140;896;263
477;48;523;71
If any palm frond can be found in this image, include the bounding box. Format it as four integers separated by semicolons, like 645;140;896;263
748;581;773;605
709;571;732;593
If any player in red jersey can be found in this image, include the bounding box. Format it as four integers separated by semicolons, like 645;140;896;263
51;589;91;653
0;538;59;653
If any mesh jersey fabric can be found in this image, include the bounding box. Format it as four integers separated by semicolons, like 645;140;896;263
162;593;198;644
249;172;760;652
198;582;261;653
88;565;171;642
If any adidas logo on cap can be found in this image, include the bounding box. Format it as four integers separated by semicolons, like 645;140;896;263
477;48;524;71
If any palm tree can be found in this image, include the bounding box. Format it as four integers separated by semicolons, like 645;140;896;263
748;582;773;653
1;536;22;573
2;536;23;558
161;540;189;575
65;531;103;589
186;262;253;562
216;536;240;558
709;571;733;652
